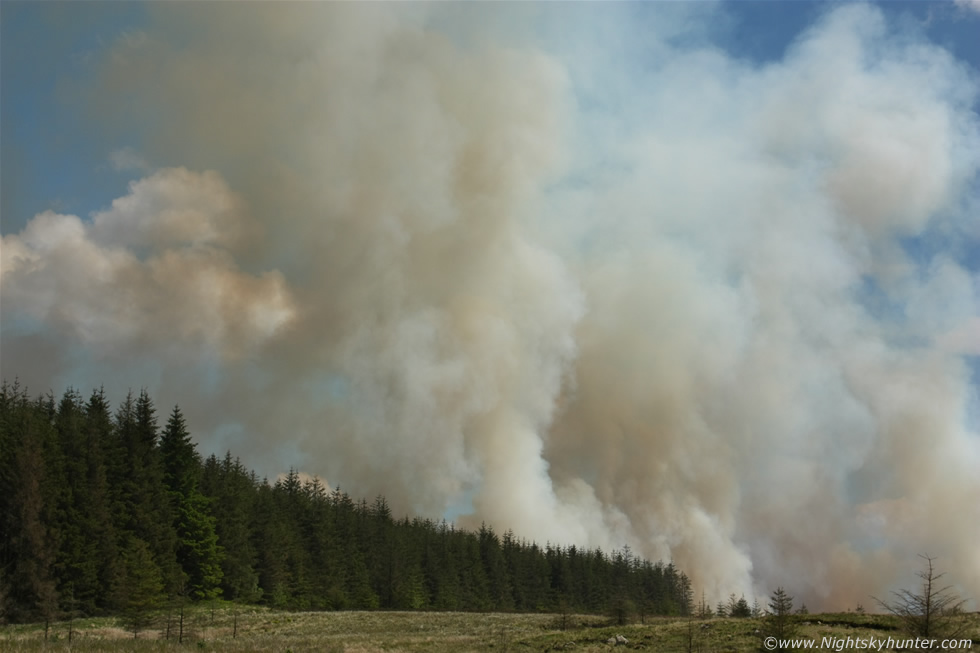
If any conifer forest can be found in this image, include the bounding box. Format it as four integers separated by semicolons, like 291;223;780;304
0;382;694;624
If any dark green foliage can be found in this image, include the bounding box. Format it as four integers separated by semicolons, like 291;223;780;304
762;587;798;651
114;537;164;637
202;453;261;603
727;592;752;618
733;595;753;618
0;385;59;623
160;405;201;499
110;391;181;598
174;492;224;600
55;389;120;614
1;382;695;622
160;406;224;600
50;388;101;614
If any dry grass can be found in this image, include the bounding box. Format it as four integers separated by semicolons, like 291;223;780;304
1;608;978;652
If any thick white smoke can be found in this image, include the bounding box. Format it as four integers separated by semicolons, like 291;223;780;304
2;2;979;609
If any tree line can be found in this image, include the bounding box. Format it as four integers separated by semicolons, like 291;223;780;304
0;381;694;625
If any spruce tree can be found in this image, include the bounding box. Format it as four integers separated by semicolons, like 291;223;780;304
874;555;969;640
763;587;798;651
302;475;340;609
85;389;122;610
110;391;180;594
3;399;59;623
479;524;513;611
135;391;182;592
114;537;164;638
733;595;752;618
52;389;103;614
202;453;260;602
50;389;119;614
272;470;314;608
160;406;223;600
368;495;397;608
160;406;200;498
252;482;289;607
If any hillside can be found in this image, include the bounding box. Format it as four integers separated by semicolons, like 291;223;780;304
2;607;978;652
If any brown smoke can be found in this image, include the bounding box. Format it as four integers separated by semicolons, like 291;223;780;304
2;3;979;609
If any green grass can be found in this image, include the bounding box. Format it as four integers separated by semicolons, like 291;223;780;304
1;607;978;652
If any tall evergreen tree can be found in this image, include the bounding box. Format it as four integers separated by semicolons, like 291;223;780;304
134;391;182;591
159;406;200;498
763;587;798;652
479;524;513;611
159;406;223;600
201;453;261;602
110;391;180;594
2;395;59;623
301;476;342;609
51;389;101;614
85;389;122;611
114;537;164;638
48;388;119;614
252;482;287;607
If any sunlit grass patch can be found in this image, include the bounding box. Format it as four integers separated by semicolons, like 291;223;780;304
2;609;979;652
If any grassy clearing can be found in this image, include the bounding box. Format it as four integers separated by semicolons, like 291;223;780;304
1;608;978;652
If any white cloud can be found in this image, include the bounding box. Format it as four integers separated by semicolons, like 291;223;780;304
955;0;980;14
90;167;251;250
938;317;980;354
0;168;294;358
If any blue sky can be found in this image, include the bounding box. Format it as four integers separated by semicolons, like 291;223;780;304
4;2;979;231
1;2;147;228
2;1;979;609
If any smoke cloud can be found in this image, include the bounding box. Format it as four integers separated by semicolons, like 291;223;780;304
2;2;979;609
956;0;980;16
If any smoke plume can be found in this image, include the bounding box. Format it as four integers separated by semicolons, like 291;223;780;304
2;2;979;609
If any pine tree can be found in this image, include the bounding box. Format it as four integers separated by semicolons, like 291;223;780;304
3;398;59;623
763;587;797;651
159;406;200;499
478;524;512;611
874;555;968;640
136;391;183;592
51;389;103;615
459;532;491;611
114;537;164;638
202;453;260;603
252;482;289;607
429;521;461;611
301;476;340;609
84;389;122;610
175;493;224;601
111;391;181;595
47;388;119;614
160;406;223;600
272;469;314;608
368;495;395;607
733;595;751;618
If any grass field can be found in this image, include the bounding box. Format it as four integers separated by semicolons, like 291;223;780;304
2;607;978;652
